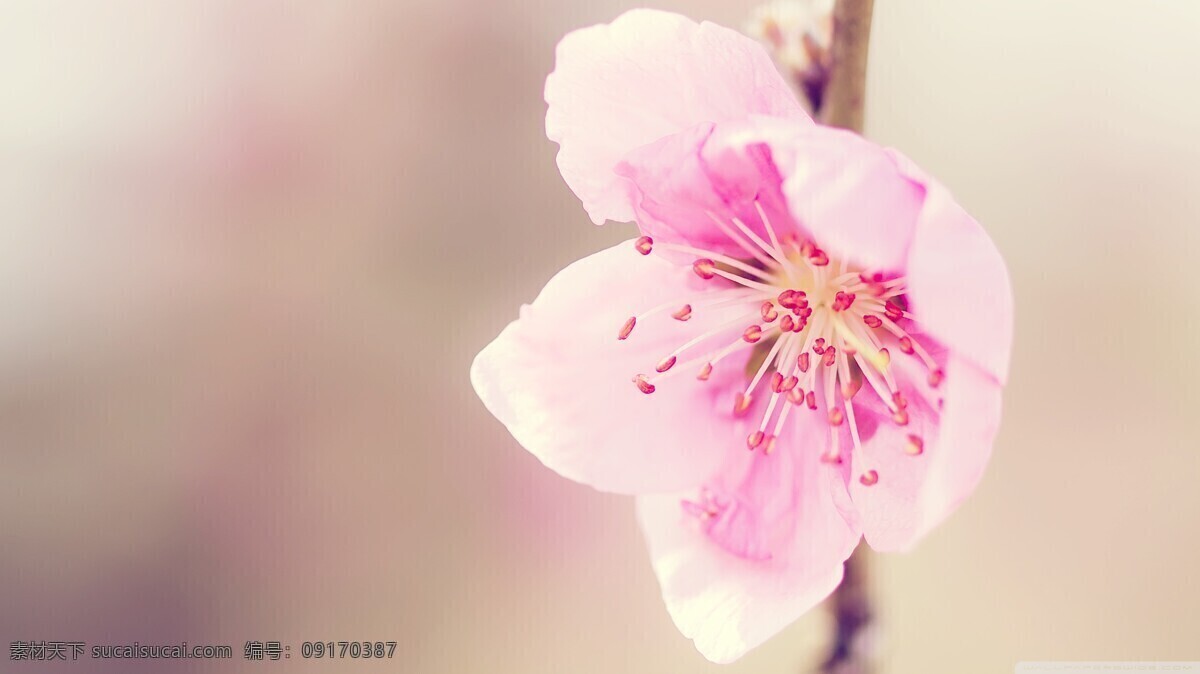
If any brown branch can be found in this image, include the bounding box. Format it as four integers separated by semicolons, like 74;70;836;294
818;0;875;133
819;547;875;673
815;1;877;672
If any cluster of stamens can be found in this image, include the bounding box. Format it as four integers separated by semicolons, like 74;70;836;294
618;202;944;490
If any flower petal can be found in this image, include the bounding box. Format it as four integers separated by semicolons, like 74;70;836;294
614;121;797;258
614;117;925;271
471;240;756;495
636;410;861;663
897;154;1014;384
545;9;808;225
774;122;926;271
848;353;1003;552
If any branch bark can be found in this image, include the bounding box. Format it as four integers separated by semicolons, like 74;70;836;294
819;548;875;673
818;0;875;133
815;1;877;672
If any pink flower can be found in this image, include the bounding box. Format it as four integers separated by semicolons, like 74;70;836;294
471;9;1012;663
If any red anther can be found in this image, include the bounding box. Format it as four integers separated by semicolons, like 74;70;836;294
885;300;904;321
635;236;654;255
829;408;844;426
779;314;795;332
770;372;785;393
760;302;779;322
778;289;806;310
841;377;862;400
823;346;837;367
859;470;879;486
693;258;716;279
799;306;813;319
832;291;857;312
905;434;925;456
633;374;656;394
656;356;677;373
928;368;945;388
733;392;753;416
747;430;765;450
787;387;805;405
898;336;914;354
864;315;883;328
800;241;815;258
892;391;908;409
672;304;693;321
813;338;826;355
762;434;777;454
892;408;909;426
697;362;713;381
742;325;763;343
878;347;891;367
618;316;636;341
798;352;810;373
781;376;798;392
805;391;817;410
809;248;829;266
859;274;887;295
793;317;808;333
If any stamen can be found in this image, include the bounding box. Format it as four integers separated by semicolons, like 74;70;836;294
822;346;837;367
733;392;753;416
928;369;945;388
659;243;776;280
704;211;776;268
729;215;790;270
693;258;716;279
743;325;763;343
672;305;693;321
859;469;879;486
905;434;925;456
633;374;656;394
711;267;777;292
753;200;796;275
761;302;779;322
656;356;677;373
618;316;636;341
635;236;654;255
747;430;765;450
832;291;857;312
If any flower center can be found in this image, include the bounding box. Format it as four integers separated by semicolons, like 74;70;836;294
620;201;941;487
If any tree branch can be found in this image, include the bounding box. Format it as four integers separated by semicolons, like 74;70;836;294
814;1;877;671
819;547;875;673
818;0;875;133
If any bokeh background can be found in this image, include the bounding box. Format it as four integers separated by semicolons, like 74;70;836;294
2;0;1198;672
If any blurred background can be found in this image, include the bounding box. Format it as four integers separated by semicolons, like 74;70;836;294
1;0;1197;672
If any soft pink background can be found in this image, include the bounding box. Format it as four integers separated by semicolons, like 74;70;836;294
1;1;1198;672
